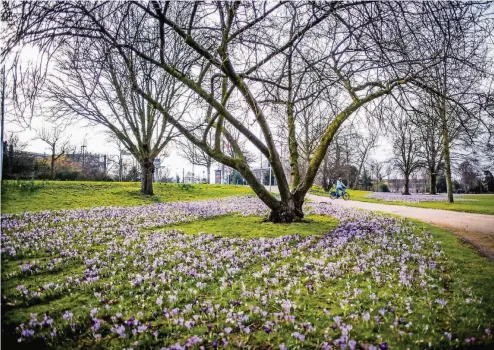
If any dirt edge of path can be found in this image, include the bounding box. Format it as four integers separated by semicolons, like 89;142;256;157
432;224;494;262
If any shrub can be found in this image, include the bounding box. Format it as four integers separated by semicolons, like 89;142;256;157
9;179;46;193
178;183;194;190
379;183;390;192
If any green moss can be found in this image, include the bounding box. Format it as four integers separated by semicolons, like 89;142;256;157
1;181;253;214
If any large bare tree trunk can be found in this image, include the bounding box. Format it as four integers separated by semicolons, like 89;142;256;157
206;164;211;184
50;149;55;179
140;160;155;195
268;193;304;223
430;171;437;194
442;134;454;202
403;176;411;195
440;95;454;203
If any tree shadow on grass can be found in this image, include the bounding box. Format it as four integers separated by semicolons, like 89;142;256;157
126;190;163;203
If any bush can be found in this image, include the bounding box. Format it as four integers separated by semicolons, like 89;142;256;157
379;183;390;192
178;183;194;191
7;179;46;193
56;171;81;181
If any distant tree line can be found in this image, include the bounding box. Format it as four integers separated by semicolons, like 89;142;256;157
2;134;118;181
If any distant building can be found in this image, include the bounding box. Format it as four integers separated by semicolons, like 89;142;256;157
184;172;201;184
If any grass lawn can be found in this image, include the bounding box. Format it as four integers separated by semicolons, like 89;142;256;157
409;219;494;320
2;196;493;348
165;213;339;238
310;188;494;215
1;181;253;214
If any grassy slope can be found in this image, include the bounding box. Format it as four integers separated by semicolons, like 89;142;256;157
1;181;253;214
410;220;494;319
311;189;494;215
165;213;339;238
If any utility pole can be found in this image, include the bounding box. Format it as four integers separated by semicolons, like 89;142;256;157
269;165;272;192
1;65;5;182
81;145;86;167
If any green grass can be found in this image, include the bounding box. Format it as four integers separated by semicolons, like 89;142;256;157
310;188;494;215
1;181;253;214
2;193;494;348
165;213;339;238
409;219;494;319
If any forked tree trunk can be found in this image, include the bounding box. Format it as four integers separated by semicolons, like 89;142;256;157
140;159;155;195
403;176;411;195
430;171;437;194
268;193;305;223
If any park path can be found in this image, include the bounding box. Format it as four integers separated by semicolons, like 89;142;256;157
265;186;494;260
307;193;494;260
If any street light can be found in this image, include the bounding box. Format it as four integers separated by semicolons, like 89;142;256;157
269;164;272;192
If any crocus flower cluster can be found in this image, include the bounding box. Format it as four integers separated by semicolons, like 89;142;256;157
365;192;477;203
1;196;491;348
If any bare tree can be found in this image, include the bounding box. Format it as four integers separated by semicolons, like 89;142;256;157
316;130;358;191
3;2;491;221
45;39;186;195
36;126;71;179
352;126;379;189
408;2;493;202
370;159;386;190
390;113;424;195
178;137;214;184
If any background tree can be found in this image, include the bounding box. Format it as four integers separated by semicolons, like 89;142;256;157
2;132;32;179
483;170;494;192
410;2;493;202
36;126;71;179
390;112;424;195
317;131;358;191
352;126;379;189
370;159;386;191
178;138;214;184
45;40;186;195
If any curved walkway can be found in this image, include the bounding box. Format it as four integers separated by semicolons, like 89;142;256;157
308;193;494;260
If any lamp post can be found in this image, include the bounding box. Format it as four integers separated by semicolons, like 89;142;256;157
81;145;86;167
370;164;375;192
1;66;5;182
269;165;272;192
